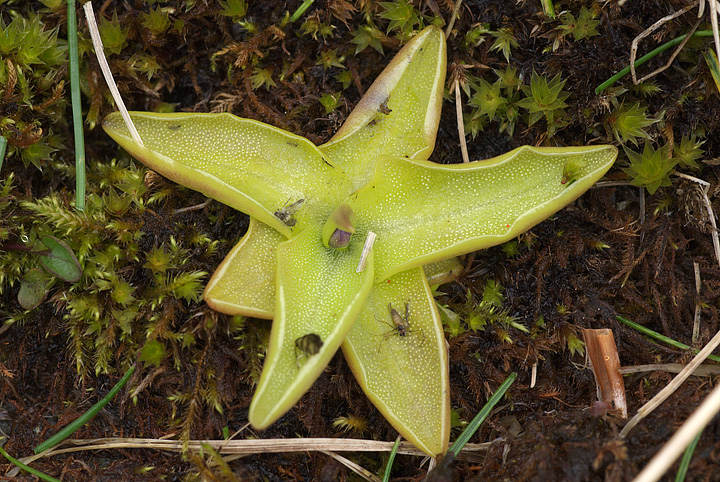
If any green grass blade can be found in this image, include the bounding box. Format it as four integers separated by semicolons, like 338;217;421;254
616;316;720;363
541;0;556;19
0;135;6;172
289;0;314;22
382;436;401;482
703;49;720;94
595;31;714;94
34;365;135;454
448;372;517;456
0;445;62;482
675;430;702;482
68;0;86;211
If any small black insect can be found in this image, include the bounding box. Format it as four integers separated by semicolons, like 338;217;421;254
368;98;392;127
294;333;323;367
273;198;305;227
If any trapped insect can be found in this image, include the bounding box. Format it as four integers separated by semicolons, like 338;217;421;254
274;198;305;226
388;302;410;337
294;333;323;367
377;302;425;350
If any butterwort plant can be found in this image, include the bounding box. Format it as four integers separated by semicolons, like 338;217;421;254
103;26;617;456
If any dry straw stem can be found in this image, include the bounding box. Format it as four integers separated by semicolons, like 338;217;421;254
639;187;645;225
619;363;720;377
620;326;720;439
23;437;491;464
321;450;381;482
583;329;627;418
356;231;376;272
675;172;720;268
629;2;700;85
632;381;720;482
444;0;463;39
693;261;702;343
592;181;635;188
711;0;720;65
454;80;470;164
530;362;537;389
83;2;143;146
173;199;213;214
15;437;490;479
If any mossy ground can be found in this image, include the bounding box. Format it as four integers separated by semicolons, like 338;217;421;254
2;0;720;480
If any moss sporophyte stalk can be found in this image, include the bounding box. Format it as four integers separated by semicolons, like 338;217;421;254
102;26;617;456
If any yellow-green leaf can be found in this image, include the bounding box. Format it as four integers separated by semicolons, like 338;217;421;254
342;267;450;456
320;25;446;187
351;145;618;280
204;218;280;319
703;49;720;95
248;224;375;429
102;112;352;237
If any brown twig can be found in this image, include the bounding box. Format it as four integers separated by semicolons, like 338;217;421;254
583;329;627;418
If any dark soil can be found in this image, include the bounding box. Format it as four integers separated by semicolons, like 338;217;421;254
2;0;720;481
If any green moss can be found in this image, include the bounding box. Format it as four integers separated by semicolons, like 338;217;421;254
0;158;216;379
605;101;656;145
623;142;677;195
515;71;570;138
0;10;68;169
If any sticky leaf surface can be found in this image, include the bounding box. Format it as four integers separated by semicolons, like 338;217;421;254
351;145;618;280
248;224;374;428
343;268;450;456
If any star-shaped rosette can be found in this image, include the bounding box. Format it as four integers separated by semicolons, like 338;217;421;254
103;26;617;456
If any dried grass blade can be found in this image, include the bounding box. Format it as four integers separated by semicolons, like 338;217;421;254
83;2;143;146
620;327;720;439
321;451;381;482
36;437;491;458
454;80;469;164
632;383;720;482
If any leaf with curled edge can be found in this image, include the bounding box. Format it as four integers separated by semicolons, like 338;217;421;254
103;112;351;238
342;267;450;456
203;24;448;318
349;145;618;281
248;224;375;429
